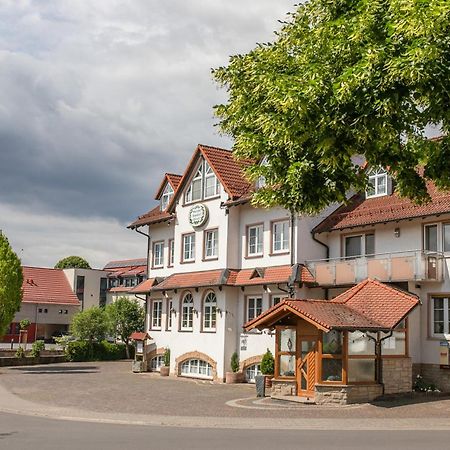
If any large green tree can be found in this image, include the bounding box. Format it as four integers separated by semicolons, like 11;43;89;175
0;233;23;338
213;0;450;214
106;297;145;358
70;307;108;345
55;256;91;269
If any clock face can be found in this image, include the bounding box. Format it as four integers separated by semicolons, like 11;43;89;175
189;204;208;228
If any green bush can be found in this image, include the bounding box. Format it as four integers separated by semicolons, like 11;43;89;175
260;349;274;375
65;340;134;362
230;352;240;373
163;348;170;366
15;346;25;358
31;340;45;357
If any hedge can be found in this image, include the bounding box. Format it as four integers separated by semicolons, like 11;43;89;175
65;340;134;362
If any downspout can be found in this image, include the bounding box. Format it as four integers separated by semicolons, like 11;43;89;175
367;330;393;396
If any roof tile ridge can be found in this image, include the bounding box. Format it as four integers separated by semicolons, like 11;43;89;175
331;279;370;304
368;278;419;304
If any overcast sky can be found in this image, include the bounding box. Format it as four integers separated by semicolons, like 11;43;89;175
0;0;295;269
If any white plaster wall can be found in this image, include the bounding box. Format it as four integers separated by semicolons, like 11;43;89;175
13;303;78;325
147;222;175;278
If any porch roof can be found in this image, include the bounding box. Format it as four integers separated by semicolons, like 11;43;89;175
244;279;419;332
129;278;159;294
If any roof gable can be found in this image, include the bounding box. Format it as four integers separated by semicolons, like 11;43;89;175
155;173;182;200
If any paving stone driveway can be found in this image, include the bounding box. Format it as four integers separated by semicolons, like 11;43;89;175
2;361;450;419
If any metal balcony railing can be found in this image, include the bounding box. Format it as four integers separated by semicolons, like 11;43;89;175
306;250;444;286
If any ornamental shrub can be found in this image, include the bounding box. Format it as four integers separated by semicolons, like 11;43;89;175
163;348;170;367
65;340;134;362
31;340;45;357
260;349;274;376
19;319;31;330
230;352;239;373
15;346;25;358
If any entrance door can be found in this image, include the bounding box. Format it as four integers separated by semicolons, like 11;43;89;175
297;336;317;397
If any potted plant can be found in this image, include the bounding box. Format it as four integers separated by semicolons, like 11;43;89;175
260;348;275;388
160;348;170;376
226;352;244;383
19;319;31;350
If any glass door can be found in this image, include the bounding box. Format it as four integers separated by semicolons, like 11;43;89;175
297;336;317;397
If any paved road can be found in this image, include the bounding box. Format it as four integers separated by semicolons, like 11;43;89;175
1;412;450;450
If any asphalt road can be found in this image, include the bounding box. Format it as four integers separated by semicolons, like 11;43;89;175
1;412;450;450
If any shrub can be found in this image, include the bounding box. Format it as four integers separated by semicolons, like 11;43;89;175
19;319;31;330
65;340;134;362
414;375;439;393
31;340;45;357
260;349;274;375
230;352;240;373
15;346;25;358
163;348;170;366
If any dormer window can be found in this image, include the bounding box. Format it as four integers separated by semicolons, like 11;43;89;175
160;183;174;211
366;167;388;198
185;159;220;204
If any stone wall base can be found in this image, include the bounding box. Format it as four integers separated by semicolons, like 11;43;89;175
382;357;412;394
315;384;383;405
271;379;297;397
414;363;450;392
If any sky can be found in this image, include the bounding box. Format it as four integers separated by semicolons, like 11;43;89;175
0;0;296;269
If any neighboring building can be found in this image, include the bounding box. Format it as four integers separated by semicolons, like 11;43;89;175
2;267;80;343
128;144;450;403
103;258;147;307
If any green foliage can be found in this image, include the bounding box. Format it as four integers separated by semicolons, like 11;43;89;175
0;233;23;338
260;349;275;375
213;0;450;214
31;340;45;357
163;348;171;367
414;374;439;392
19;319;31;330
55;256;91;269
54;335;71;350
70;307;109;343
65;340;133;362
230;351;240;373
106;297;145;346
15;346;25;358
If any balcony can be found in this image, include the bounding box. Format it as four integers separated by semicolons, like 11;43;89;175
306;250;444;287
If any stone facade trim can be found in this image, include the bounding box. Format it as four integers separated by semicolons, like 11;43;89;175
175;351;218;381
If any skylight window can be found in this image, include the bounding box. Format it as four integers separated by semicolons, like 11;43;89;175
366;167;388;198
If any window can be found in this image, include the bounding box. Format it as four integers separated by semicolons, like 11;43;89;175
204;229;218;259
425;224;438;252
185;166;203;203
185;160;220;204
182;233;195;262
344;233;374;257
204;161;220;198
247;224;263;256
321;330;343;382
272;296;283;306
366;167;388;198
431;297;450;337
153;241;164;267
181;293;194;330
180;359;213;379
152;300;162;329
347;331;376;383
160;183;174;211
168;239;175;267
277;327;296;377
272;220;289;253
247;296;262;322
167;299;173;330
76;276;85;307
444;224;450;253
245;364;262;383
203;292;217;331
150;355;164;372
99;278;107;308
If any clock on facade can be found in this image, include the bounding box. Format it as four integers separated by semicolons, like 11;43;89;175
188;204;209;228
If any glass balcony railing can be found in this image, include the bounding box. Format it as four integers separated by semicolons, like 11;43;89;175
306;250;444;286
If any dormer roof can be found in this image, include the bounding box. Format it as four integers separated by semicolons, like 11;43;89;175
155;173;182;200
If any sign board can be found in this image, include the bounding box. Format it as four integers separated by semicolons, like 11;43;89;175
240;335;248;351
440;340;450;368
136;341;144;354
189;204;208;228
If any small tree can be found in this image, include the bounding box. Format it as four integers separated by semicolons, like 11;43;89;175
70;307;108;348
31;340;45;357
0;232;23;339
55;256;91;269
19;319;30;330
230;352;240;373
261;349;275;376
106;297;145;359
163;348;170;367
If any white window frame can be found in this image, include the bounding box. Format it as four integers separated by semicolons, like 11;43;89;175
160;183;174;211
180;359;213;379
168;239;175;267
366;167;388;198
167;299;173;330
247;296;263;322
181;293;194;331
272;220;289;254
423;223;450;253
185;160;220;204
247;224;264;256
204;229;218;259
343;233;375;258
203;292;217;332
430;296;450;338
245;363;262;383
152;241;164;268
151;299;163;329
272;295;283;307
150;355;164;372
204;161;220;198
182;233;195;262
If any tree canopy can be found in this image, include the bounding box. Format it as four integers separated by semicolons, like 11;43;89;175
55;256;91;270
0;233;23;338
106;297;145;358
70;307;109;343
213;0;450;214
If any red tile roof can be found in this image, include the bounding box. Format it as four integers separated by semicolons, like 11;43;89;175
244;279;418;332
232;265;293;286
130;332;151;341
314;181;450;233
104;258;147;269
151;270;227;291
154;173;183;200
128;205;174;229
108;286;133;293
22;267;80;306
130;278;158;294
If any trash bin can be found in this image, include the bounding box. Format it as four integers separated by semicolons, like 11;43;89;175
255;375;266;397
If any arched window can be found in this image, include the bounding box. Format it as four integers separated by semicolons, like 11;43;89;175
185;166;203;203
160;183;174;211
185;160;220;203
180;359;213;379
203;292;217;331
366;167;388;198
181;293;194;330
204;161;220;198
245;364;262;383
